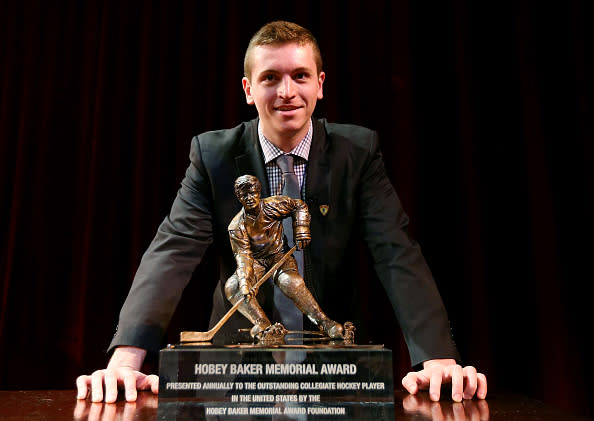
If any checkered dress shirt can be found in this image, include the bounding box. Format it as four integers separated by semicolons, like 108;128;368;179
258;120;312;199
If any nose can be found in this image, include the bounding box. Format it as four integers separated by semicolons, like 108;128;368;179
278;76;296;99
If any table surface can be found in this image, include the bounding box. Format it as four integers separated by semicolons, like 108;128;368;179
0;389;591;420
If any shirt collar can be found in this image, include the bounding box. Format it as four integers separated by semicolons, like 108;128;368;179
258;119;313;164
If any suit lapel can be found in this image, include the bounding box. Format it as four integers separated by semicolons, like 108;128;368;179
301;119;330;305
234;119;270;197
306;119;331;213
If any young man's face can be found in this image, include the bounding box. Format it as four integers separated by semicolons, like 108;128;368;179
242;42;325;147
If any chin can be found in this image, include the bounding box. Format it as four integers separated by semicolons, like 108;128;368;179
276;120;307;134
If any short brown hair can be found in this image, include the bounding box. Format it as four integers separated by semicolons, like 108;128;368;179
243;21;323;80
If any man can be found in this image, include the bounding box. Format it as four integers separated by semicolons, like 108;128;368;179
76;21;487;403
225;174;343;339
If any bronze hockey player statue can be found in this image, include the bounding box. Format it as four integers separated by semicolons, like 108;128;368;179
224;175;343;340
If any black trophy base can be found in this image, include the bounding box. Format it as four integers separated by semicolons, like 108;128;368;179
158;343;394;420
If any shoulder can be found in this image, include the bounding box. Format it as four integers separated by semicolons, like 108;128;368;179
319;119;375;138
313;118;379;158
191;119;256;154
187;119;257;170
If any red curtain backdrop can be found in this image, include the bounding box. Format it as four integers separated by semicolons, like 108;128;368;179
1;0;592;416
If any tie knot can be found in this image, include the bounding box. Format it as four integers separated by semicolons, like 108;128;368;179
276;154;295;174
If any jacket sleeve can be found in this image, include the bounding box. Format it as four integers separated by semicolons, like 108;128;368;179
109;136;214;355
358;132;460;367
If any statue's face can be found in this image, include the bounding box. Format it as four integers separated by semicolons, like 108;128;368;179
238;186;261;212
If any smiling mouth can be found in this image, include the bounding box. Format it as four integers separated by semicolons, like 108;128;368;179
275;105;302;112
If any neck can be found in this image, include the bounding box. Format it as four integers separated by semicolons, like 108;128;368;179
265;131;302;153
274;139;300;153
261;122;310;153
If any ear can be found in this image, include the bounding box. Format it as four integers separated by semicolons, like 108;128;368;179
317;71;325;100
242;77;255;105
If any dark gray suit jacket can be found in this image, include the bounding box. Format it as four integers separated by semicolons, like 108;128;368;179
110;118;460;367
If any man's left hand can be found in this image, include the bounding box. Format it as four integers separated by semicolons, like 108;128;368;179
401;358;487;402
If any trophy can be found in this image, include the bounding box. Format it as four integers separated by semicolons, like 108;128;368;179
158;176;394;420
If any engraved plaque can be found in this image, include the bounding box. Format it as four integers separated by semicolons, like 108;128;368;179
158;344;394;420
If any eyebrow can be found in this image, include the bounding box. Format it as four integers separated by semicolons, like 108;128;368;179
258;67;312;75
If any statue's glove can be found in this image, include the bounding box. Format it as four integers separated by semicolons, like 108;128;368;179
294;224;311;250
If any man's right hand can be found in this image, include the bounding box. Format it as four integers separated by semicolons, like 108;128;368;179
76;346;159;403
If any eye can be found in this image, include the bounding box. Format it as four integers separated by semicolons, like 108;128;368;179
295;72;306;80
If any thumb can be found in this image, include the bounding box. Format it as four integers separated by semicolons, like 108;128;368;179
402;373;419;394
148;374;159;394
137;373;159;394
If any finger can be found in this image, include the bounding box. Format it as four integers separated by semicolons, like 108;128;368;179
476;373;488;399
450;365;464;402
148;374;159;394
401;372;419;394
137;373;157;392
76;375;90;400
104;371;118;403
90;370;105;403
462;366;478;400
429;369;443;401
123;371;138;402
